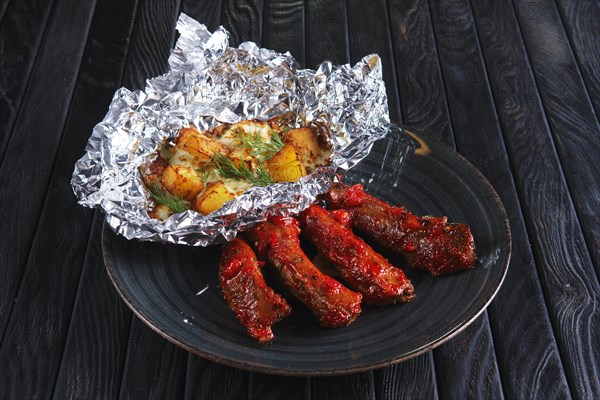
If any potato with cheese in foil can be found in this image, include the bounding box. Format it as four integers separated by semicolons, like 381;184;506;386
140;119;331;219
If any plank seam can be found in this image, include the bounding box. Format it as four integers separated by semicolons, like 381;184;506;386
426;1;506;397
0;0;11;28
49;211;102;399
423;0;457;148
0;0;98;348
509;0;600;286
0;0;57;168
553;0;600;126
382;0;403;121
343;0;350;63
507;0;595;395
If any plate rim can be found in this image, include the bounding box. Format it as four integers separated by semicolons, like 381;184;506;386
103;129;512;376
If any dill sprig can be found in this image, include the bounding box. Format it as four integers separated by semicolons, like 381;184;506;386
210;153;274;186
149;183;188;213
235;128;285;160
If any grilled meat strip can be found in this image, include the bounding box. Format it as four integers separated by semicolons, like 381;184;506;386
299;205;415;305
219;238;291;343
325;183;476;276
246;217;362;328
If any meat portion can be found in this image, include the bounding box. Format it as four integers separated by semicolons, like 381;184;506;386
325;183;476;276
299;205;415;305
219;238;291;343
246;217;362;328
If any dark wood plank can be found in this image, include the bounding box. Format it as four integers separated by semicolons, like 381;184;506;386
304;1;376;397
311;374;375;400
185;355;249;400
0;0;11;24
0;0;54;160
305;0;347;68
47;1;140;398
555;0;600;122
424;1;522;398
119;322;188;399
374;354;438;400
263;0;304;67
0;1;112;396
109;0;195;398
387;0;454;143
384;1;504;398
347;1;440;398
472;1;600;398
181;0;222;32
346;0;401;124
178;2;262;399
121;0;181;91
221;0;264;46
249;373;307;400
246;1;310;397
512;0;600;276
0;0;96;346
52;217;133;399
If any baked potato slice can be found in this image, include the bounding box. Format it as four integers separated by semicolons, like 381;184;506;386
160;165;204;201
264;144;307;182
192;181;236;215
176;127;230;163
148;204;174;221
284;127;328;171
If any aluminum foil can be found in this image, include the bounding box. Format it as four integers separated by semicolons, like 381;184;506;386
72;13;390;246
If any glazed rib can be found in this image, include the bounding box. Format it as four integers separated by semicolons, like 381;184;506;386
219;238;291;343
299;205;415;305
246;217;362;328
325;183;476;276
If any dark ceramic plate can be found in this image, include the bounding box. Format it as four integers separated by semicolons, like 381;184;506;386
103;126;511;376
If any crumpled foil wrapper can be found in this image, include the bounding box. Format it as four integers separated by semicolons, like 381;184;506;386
72;13;390;246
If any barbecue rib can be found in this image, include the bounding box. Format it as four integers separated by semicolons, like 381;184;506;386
325;183;476;276
299;205;415;305
219;238;291;343
246;217;362;328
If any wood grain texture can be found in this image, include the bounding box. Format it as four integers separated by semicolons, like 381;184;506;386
119;321;188;400
304;1;374;396
185;355;249;400
311;373;375;400
555;0;600;123
512;0;600;276
121;0;181;91
374;354;438;400
469;2;577;399
346;0;401;123
387;0;454;144
48;1;139;398
52;216;133;399
347;1;439;398
0;0;54;161
249;373;308;400
384;1;504;398
305;0;347;68
0;1;111;395
471;1;600;398
221;0;263;46
426;0;513;398
263;0;304;66
0;0;96;347
181;0;222;32
181;2;259;398
110;0;195;398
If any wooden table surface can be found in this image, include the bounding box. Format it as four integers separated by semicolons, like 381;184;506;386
1;0;599;399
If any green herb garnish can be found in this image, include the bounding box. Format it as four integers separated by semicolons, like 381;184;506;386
149;184;188;213
210;153;274;186
235;128;285;160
